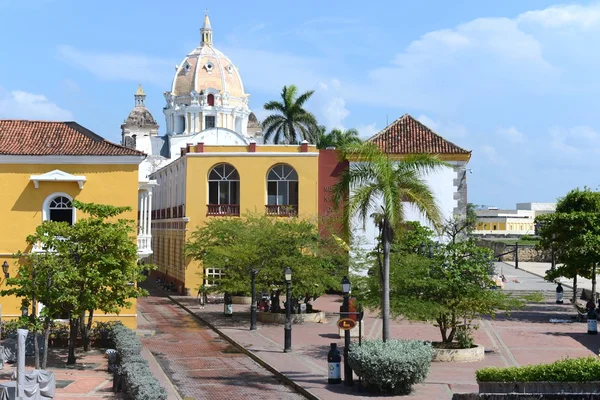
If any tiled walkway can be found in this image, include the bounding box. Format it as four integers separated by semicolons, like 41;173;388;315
0;348;121;399
137;286;305;400
165;263;600;399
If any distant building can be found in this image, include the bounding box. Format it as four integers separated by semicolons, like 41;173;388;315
474;202;556;236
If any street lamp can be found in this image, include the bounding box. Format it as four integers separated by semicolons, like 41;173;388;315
284;267;292;353
341;276;353;386
2;261;9;279
250;268;258;331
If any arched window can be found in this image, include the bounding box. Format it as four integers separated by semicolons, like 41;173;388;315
266;164;298;216
207;94;215;106
207;163;240;216
43;193;75;225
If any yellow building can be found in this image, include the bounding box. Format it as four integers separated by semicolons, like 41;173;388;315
0;120;147;328
149;142;319;294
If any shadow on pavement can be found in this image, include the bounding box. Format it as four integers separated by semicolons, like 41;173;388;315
543;331;600;356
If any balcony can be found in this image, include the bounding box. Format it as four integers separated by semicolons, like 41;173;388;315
206;204;240;217
265;204;298;217
138;235;152;257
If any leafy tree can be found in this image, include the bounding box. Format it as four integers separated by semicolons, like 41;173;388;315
185;214;343;312
537;188;600;303
332;142;449;341
2;201;150;365
357;221;523;346
317;128;362;150
261;85;319;144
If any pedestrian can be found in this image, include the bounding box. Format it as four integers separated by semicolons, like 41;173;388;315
586;298;596;313
197;285;206;309
556;282;564;304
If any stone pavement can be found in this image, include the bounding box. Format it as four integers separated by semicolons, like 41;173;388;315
159;265;600;400
137;284;305;400
0;348;121;399
506;261;596;294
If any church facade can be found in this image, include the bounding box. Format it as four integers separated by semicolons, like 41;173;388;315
118;14;472;294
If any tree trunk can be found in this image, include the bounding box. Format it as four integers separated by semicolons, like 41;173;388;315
80;309;94;352
31;292;39;369
42;317;51;370
592;264;597;305
437;317;447;343
573;274;578;303
67;315;79;365
381;225;392;342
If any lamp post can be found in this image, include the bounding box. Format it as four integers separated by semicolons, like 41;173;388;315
341;276;353;386
2;261;9;279
250;268;258;331
284;267;292;352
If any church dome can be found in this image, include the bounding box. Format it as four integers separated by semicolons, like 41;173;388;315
170;15;246;99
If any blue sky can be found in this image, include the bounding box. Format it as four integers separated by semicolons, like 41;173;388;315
1;0;599;208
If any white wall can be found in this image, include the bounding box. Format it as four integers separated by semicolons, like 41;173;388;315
349;161;463;275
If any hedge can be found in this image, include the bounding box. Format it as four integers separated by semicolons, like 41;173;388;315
347;339;433;395
109;323;167;400
476;357;600;382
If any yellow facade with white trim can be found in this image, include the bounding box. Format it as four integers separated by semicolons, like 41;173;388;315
149;143;320;294
0;163;140;328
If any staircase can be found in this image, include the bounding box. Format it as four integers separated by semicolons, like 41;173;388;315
502;289;575;302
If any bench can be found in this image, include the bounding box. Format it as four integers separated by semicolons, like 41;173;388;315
571;300;588;322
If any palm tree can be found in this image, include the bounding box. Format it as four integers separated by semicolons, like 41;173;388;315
262;85;319;144
316;128;362;149
332;142;448;341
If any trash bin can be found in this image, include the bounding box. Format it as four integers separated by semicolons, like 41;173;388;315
588;309;598;335
224;293;233;317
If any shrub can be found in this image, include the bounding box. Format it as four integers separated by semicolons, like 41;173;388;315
108;323;166;400
476;357;600;382
348;339;434;395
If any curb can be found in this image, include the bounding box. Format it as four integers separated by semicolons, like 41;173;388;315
167;295;320;400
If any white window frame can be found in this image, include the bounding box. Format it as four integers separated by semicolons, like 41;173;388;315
205;268;224;287
42;192;76;224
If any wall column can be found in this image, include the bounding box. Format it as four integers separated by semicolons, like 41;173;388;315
147;190;153;238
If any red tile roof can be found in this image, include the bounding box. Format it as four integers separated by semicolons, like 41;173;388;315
368;114;471;155
0;120;145;156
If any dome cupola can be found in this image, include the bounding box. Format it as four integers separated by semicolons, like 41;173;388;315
164;14;251;138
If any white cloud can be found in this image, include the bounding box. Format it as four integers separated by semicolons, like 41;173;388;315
417;115;468;139
0;87;73;120
310;79;350;129
480;145;504;165
57;45;172;85
518;4;600;28
497;126;526;143
356;123;378;139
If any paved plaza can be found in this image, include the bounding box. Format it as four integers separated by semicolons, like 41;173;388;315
154;263;599;399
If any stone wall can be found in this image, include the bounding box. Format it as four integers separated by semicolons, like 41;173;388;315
475;239;552;263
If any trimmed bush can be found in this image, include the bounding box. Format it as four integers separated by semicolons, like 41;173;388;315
108;323;167;400
348;339;434;395
477;357;600;382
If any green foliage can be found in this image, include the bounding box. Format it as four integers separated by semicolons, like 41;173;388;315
185;213;343;302
476;357;600;382
359;222;524;345
537;188;600;294
316;127;362;149
347;339;433;394
1;200;152;364
261;85;319;144
109;323;167;400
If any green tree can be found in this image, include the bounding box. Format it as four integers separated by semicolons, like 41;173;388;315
316;128;362;150
358;221;522;346
262;85;319;144
332;142;449;341
185;214;343;311
3;201;150;364
537;188;600;303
